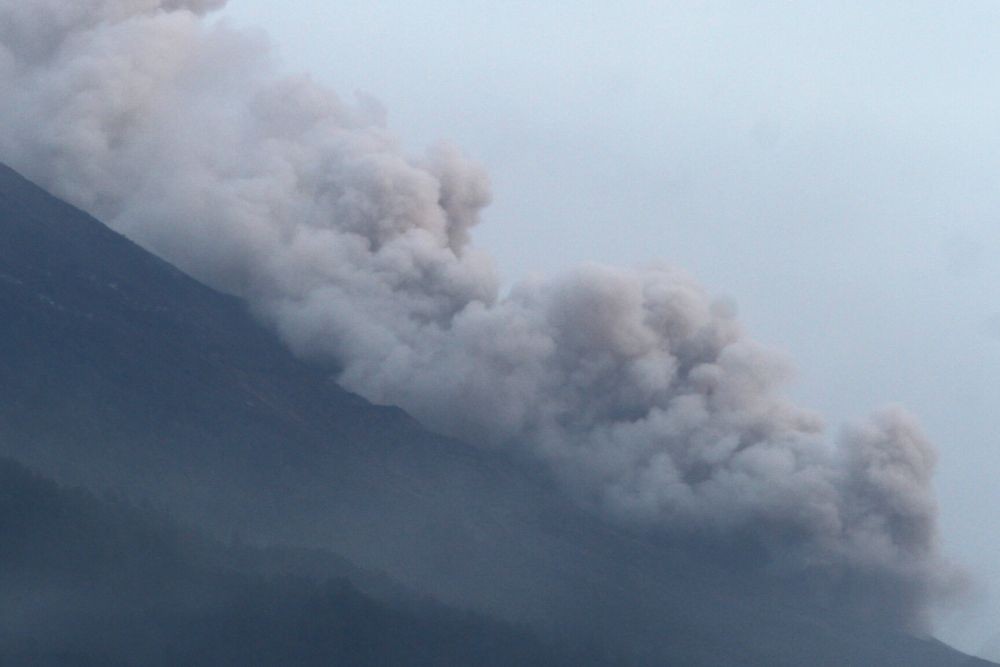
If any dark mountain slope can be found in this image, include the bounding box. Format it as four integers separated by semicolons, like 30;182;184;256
0;161;611;637
0;158;381;493
0;457;605;667
0;161;992;666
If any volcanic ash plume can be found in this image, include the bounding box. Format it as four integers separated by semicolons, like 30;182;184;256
0;0;952;625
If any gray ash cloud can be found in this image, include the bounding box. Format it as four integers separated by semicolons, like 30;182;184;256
0;0;956;628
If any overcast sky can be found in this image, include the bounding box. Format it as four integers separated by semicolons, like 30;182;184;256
220;1;1000;656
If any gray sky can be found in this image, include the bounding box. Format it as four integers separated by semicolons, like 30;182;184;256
220;1;1000;656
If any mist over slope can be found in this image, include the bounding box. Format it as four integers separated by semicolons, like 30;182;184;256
0;0;960;631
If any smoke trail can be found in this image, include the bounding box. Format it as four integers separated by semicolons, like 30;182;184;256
0;0;951;624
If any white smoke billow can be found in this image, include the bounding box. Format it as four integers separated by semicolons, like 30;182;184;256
0;0;951;623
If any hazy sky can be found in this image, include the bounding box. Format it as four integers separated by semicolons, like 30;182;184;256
220;1;1000;655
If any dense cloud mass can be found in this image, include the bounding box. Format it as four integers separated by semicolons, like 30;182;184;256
0;0;951;624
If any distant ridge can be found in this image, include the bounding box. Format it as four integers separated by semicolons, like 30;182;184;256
0;456;601;666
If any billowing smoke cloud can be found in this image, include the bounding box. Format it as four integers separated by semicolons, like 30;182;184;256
0;0;952;625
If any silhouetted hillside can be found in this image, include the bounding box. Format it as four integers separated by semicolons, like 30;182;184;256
0;457;609;667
